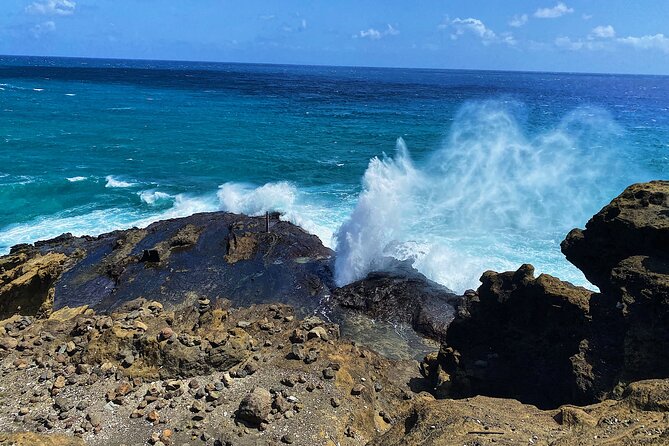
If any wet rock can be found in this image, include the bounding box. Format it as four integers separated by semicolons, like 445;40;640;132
332;266;460;341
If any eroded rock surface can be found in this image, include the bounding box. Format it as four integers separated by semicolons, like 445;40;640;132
2;212;333;315
331;266;460;342
424;181;669;409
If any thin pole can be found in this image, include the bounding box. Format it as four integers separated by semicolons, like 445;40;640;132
265;211;269;233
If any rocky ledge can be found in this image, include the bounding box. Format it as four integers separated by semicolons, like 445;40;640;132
0;181;668;445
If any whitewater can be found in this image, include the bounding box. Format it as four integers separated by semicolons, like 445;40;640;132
0;58;665;293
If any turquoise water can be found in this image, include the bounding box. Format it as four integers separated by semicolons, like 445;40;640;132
1;56;667;292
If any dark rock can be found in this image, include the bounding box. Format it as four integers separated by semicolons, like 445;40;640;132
331;266;460;341
428;264;593;408
0;212;334;315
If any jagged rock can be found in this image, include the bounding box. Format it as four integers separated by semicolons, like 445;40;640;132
562;181;669;391
426;264;593;408
562;180;669;290
331;266;460;341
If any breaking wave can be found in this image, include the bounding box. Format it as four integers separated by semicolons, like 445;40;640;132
334;100;646;292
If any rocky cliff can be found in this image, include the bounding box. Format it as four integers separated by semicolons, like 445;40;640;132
422;181;669;412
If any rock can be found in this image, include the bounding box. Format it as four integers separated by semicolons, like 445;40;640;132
307;326;328;341
281;433;295;444
331;266;460;341
237;387;272;426
146;410;160;424
351;384;366;396
53;375;66;389
428;264;592;408
322;368;335;380
158;327;174;341
2;212;333;314
561;181;669;393
87;413;102;427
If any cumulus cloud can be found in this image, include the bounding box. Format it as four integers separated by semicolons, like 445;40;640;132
354;24;399;40
534;2;574;19
589;25;615;39
26;0;76;16
439;17;515;46
509;14;528;28
618;34;669;53
30;20;56;38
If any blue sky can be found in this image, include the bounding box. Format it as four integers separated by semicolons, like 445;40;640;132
2;0;669;74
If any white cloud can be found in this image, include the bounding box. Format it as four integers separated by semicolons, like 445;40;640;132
618;34;669;53
30;20;56;38
26;0;76;16
355;24;399;40
509;14;528;28
439;17;515;46
589;25;615;39
582;14;593;20
534;2;574;19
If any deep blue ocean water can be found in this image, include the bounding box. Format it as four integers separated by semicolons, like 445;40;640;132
1;56;667;292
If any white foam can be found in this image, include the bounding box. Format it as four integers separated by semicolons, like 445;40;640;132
138;190;174;205
334;100;645;293
66;176;86;182
217;182;335;246
105;175;135;188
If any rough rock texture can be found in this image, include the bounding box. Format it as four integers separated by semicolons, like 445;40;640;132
331;266;460;342
562;181;669;391
425;181;669;409
370;380;669;446
1;212;333;315
425;265;594;408
562;181;669;290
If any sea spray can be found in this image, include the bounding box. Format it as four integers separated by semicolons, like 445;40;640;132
334;100;643;292
217;182;335;246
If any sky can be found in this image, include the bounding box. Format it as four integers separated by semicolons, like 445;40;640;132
1;0;669;74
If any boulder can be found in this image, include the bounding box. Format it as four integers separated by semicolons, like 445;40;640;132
236;387;272;426
331;265;460;341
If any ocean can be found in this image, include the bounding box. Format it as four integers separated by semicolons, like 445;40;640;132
1;56;667;292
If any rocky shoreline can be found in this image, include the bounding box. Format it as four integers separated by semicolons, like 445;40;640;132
0;181;667;445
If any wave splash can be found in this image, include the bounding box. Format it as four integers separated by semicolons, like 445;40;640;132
334;100;639;292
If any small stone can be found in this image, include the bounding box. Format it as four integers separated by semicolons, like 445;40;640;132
330;398;341;408
159;327;174;341
146;410;160;424
237;321;251;328
322;368;335;380
237;387;272;426
53;375;66;389
134;321;149;331
281;433;295;444
88;413;102;427
351;384;366;396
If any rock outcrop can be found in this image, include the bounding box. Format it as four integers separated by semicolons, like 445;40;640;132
370;379;669;446
331;265;460;341
424;181;669;409
423;265;594;408
1;212;333;316
562;180;669;388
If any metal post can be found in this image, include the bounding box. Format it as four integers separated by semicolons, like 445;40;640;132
265;211;269;233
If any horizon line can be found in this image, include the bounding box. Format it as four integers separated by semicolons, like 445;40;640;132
1;52;668;78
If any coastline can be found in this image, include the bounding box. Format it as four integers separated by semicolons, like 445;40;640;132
0;181;667;444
